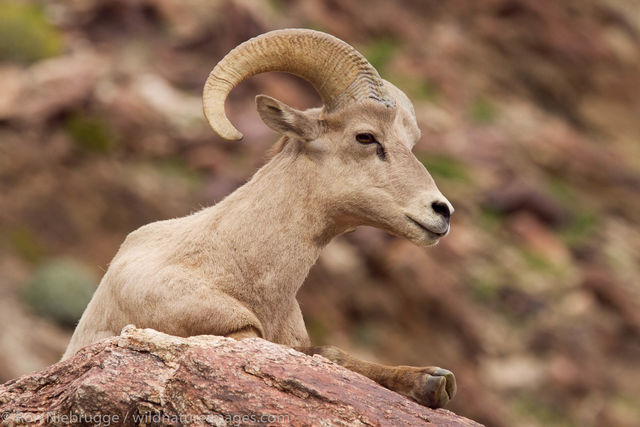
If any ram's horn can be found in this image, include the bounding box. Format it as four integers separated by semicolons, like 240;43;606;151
203;28;395;140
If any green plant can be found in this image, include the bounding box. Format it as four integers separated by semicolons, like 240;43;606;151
7;226;44;263
353;322;379;347
478;206;507;233
362;38;399;72
545;175;577;204
512;391;573;427
390;74;440;102
521;248;556;272
154;157;203;188
560;210;598;248
66;113;117;154
305;316;329;345
414;79;439;102
545;176;599;248
469;95;498;123
0;1;62;63
419;154;470;182
22;258;97;327
267;0;287;12
470;274;501;303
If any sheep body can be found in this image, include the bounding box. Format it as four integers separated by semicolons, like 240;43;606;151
63;152;324;358
63;29;457;409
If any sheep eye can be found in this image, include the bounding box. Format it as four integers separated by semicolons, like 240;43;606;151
356;133;376;144
356;133;386;160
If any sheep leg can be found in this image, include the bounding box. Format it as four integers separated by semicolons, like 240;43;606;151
294;345;456;408
224;326;455;408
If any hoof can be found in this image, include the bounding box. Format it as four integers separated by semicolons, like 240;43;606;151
412;367;457;408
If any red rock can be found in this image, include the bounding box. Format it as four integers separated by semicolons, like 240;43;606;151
0;326;482;426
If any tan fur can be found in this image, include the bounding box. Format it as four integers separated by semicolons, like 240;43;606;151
62;80;455;407
295;345;456;408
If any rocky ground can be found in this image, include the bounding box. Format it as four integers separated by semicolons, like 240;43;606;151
1;1;639;426
0;326;481;427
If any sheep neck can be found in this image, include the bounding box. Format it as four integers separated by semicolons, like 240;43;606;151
205;152;344;304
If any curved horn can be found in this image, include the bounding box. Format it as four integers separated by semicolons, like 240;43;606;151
203;28;395;140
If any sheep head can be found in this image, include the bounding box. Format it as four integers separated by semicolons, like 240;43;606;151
203;29;453;247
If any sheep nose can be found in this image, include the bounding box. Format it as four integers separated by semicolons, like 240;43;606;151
431;201;452;221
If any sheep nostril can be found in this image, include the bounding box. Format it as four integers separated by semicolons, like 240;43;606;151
432;201;451;220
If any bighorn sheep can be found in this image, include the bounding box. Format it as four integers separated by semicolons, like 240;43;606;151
63;29;456;408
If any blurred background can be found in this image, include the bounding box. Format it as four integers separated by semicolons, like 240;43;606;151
1;0;639;425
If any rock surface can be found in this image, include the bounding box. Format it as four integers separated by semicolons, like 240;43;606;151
0;326;481;426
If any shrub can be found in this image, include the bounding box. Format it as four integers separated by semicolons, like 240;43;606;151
22;258;96;327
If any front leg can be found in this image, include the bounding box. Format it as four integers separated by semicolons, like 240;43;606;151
294;345;456;408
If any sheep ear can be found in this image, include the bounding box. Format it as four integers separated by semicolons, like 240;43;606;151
256;95;321;141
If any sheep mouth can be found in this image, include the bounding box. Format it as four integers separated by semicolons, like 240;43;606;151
405;215;447;239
